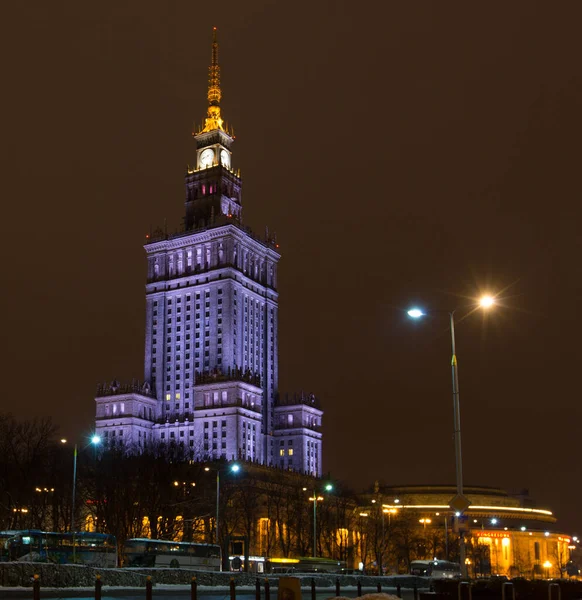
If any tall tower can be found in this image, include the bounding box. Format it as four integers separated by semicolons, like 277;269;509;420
184;28;242;230
95;29;322;475
142;27;280;464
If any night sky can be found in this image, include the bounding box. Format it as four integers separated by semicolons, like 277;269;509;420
2;2;581;533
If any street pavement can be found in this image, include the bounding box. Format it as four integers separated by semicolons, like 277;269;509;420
0;585;426;600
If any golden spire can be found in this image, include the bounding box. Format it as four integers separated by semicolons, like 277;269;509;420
200;27;226;133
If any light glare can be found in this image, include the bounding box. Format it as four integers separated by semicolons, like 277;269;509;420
479;295;495;308
407;308;425;319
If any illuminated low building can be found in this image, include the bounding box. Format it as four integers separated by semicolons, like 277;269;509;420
359;484;573;577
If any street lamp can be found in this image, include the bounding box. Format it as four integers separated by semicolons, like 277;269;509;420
62;435;101;563
543;560;552;579
407;294;496;577
379;507;397;574
204;463;240;546
305;483;333;558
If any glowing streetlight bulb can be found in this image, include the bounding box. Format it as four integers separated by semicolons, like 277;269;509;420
230;464;240;473
407;308;425;319
91;435;101;445
479;295;495;308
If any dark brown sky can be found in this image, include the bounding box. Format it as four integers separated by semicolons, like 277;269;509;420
1;1;581;533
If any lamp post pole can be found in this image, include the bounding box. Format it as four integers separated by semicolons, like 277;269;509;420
310;484;333;558
205;464;240;553
408;296;496;579
449;311;467;577
444;515;449;560
71;443;78;564
380;508;385;575
313;490;317;558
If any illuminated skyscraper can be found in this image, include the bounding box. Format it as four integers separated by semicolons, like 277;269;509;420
95;29;323;476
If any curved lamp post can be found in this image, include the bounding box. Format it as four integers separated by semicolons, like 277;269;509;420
204;463;240;545
61;435;101;563
303;483;333;558
407;295;495;577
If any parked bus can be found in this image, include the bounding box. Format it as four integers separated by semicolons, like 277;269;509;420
1;530;117;566
267;556;346;574
0;531;19;562
410;560;462;579
123;538;221;570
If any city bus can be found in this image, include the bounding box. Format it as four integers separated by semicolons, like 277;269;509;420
267;556;346;574
410;560;462;579
1;530;117;566
0;531;19;562
123;538;221;570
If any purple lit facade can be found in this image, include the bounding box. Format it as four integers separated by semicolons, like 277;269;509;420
94;37;323;475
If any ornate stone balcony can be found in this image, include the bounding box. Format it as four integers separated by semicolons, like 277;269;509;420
96;379;155;398
195;368;261;388
274;422;321;432
195;397;261;414
145;216;278;251
275;391;321;410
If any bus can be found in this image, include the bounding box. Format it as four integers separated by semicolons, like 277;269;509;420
0;531;19;562
267;556;346;574
1;530;117;567
410;560;462;579
123;538;221;570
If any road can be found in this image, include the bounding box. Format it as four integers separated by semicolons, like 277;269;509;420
0;585;425;600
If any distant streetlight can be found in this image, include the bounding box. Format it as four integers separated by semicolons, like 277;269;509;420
479;296;495;308
419;518;432;529
407;294;496;577
204;463;240;545
63;435;101;564
543;560;552;579
308;483;333;558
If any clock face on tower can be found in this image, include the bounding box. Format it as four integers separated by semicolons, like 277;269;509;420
199;148;214;168
220;149;230;168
